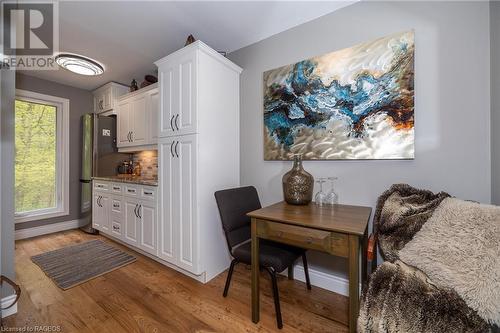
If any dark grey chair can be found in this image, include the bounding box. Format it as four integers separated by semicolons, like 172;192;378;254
214;186;311;329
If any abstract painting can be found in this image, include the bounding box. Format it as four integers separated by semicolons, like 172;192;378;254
263;31;414;160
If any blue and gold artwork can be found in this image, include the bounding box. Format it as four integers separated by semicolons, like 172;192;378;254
263;31;415;160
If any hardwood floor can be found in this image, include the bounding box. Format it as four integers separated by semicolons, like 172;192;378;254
4;230;348;333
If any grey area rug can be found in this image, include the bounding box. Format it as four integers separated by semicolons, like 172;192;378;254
31;240;136;290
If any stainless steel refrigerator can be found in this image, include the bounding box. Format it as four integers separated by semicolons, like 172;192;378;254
79;113;130;233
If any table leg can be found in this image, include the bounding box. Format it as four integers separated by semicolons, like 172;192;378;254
348;235;360;333
251;218;260;323
361;227;368;286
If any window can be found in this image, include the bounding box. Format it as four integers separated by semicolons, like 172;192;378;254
14;89;69;223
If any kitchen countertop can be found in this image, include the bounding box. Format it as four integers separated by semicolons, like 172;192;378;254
92;176;158;187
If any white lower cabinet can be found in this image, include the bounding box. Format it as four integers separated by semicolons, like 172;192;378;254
158;135;200;274
93;193;110;232
139;202;157;256
124;199;140;247
93;181;157;256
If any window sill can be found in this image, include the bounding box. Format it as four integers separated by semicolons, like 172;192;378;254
15;209;69;224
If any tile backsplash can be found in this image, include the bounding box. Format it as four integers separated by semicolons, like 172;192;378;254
132;150;158;179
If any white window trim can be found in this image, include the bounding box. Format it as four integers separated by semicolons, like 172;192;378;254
14;89;70;224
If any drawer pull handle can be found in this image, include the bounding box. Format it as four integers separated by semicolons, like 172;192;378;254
144;191;152;195
113;204;119;208
113;226;119;230
128;189;136;193
113;187;120;190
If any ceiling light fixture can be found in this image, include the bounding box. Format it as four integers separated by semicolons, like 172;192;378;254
55;53;104;76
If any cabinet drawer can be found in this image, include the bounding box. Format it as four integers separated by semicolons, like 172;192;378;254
255;220;348;258
124;185;139;197
141;187;156;201
111;222;122;237
111;183;123;193
94;182;109;191
111;198;123;214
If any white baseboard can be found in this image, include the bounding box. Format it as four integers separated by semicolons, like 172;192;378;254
15;218;88;240
285;265;362;297
290;265;349;296
1;294;18;318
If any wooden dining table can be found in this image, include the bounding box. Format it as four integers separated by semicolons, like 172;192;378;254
247;201;372;333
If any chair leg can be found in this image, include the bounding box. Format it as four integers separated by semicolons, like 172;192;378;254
302;253;312;290
223;259;238;297
266;267;283;329
287;265;294;280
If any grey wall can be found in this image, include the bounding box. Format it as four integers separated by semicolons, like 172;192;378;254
1;68;16;297
229;1;491;279
15;73;93;230
492;1;500;205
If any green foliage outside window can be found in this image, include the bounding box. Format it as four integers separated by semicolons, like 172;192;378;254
15;100;57;213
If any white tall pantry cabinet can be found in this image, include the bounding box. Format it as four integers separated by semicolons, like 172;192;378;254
155;41;242;282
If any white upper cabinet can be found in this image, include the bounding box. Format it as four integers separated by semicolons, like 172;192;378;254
149;89;159;142
156;45;203;137
93;82;128;114
116;83;159;149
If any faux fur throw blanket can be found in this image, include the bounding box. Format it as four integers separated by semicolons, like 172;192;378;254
358;261;490;333
359;184;498;332
373;184;450;262
399;198;500;326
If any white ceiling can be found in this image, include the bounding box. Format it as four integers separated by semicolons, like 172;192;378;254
20;1;353;91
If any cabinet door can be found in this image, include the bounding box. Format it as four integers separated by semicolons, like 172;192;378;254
138;201;157;256
95;92;105;113
158;138;177;264
102;87;112;111
130;95;147;145
117;100;131;147
93;193;110;232
124;199;140;247
158;65;176;137
99;195;111;233
148;89;159;143
175;134;199;274
176;52;197;136
92;194;102;230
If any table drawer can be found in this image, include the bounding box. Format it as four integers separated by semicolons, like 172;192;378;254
255;219;348;257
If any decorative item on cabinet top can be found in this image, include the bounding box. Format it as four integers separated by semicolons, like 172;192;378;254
263;30;414;160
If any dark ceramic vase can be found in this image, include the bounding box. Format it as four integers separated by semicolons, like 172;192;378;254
282;154;314;205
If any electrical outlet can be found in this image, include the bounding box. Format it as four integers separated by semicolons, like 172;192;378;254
102;129;111;136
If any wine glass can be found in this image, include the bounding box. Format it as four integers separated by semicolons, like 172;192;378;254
325;177;339;205
314;178;327;206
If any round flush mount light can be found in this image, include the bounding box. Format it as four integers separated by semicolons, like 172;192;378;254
55;53;104;76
